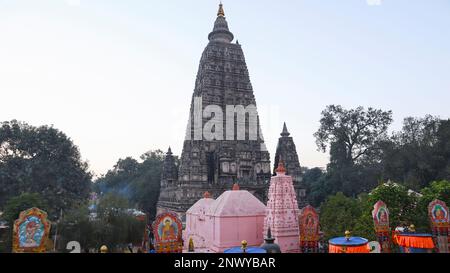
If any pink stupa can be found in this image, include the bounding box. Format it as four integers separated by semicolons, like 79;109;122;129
184;191;216;251
183;184;266;253
264;160;301;253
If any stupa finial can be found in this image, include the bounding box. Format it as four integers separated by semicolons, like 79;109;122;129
241;240;248;253
345;230;351;241
188;237;195;252
281;122;290;137
275;158;286;174
217;2;225;17
267;227;272;239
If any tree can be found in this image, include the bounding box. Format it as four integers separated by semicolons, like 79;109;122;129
94;150;166;222
0;120;92;217
2;192;48;225
58;204;95;251
379;117;450;190
94;193;145;251
414;180;450;231
381;116;444;190
435;120;450;179
356;182;420;235
420;180;450;205
314;105;393;165
319;192;362;240
59;193;147;252
132;150;165;220
313;105;393;198
302;167;329;207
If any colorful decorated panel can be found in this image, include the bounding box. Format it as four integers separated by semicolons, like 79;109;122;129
329;236;370;253
299;205;319;241
152;212;183;253
427;199;449;253
12;207;51;253
371;200;391;252
372;200;390;231
298;205;320;252
428;199;449;227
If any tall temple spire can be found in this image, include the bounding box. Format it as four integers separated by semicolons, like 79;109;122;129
157;3;271;216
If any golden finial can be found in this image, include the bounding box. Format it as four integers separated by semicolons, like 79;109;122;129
241;240;248;253
188;237;195;252
217;2;225;17
100;245;108;253
345;230;351;240
409;224;416;232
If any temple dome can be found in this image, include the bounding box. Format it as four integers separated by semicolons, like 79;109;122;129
207;190;266;217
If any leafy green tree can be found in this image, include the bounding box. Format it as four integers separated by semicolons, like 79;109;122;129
2;192;48;225
414;180;450;231
314;105;393;165
319;192;362;240
314;105;393;197
302;167;329;207
94;150;166;222
58;204;95;252
132;150;165;220
353;193;376;241
420;180;450;205
0;120;92;217
94;193;145;251
59;193;146;252
381;117;450;190
352;181;421;242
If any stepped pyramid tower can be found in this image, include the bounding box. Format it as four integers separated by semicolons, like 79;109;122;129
157;4;271;218
273;122;307;207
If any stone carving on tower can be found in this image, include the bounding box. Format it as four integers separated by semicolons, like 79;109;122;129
157;4;271;218
273;122;307;207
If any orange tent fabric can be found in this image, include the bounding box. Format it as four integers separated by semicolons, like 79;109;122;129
329;244;370;253
393;234;435;249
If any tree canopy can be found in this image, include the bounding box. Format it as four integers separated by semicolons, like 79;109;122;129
0;120;92;217
94;150;168;221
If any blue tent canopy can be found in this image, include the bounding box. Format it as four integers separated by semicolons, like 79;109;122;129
224;247;267;253
329;237;368;246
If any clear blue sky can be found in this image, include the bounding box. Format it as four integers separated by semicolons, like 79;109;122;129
1;0;449;176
